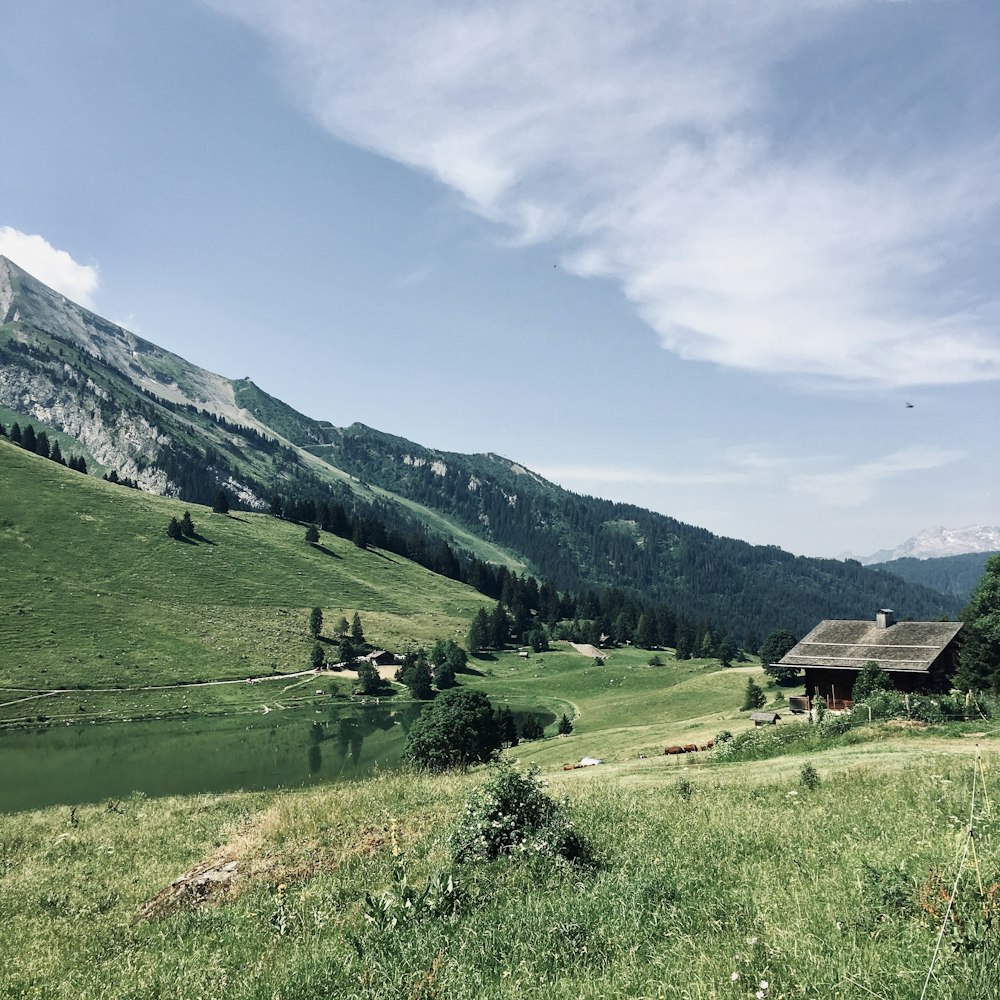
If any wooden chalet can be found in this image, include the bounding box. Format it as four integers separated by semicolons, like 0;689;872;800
750;711;781;726
779;609;962;709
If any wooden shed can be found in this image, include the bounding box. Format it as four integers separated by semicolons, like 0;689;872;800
750;711;781;726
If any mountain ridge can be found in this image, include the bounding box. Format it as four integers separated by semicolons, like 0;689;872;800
0;256;961;636
849;525;1000;565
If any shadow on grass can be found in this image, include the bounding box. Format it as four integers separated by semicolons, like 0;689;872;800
309;543;341;559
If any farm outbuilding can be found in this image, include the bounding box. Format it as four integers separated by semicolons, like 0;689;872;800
750;712;781;726
778;610;962;710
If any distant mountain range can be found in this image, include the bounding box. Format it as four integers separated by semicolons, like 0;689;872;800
850;526;1000;565
0;254;960;637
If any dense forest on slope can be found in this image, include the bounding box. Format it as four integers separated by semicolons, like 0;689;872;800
323;425;960;637
872;551;998;603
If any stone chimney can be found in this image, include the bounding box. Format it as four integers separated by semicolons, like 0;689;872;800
876;608;896;629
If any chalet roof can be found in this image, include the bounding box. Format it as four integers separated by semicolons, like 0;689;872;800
750;711;781;723
780;620;962;673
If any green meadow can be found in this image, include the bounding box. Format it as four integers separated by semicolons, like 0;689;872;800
0;440;483;693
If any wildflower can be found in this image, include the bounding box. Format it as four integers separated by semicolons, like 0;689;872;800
730;972;740;982
759;981;769;990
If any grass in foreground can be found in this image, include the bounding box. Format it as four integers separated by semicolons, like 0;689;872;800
2;742;998;999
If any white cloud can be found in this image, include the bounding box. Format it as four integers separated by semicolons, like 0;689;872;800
210;0;1000;385
0;227;99;309
790;445;964;507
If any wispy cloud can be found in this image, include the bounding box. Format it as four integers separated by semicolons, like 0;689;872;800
210;0;1000;385
0;227;99;309
790;445;964;507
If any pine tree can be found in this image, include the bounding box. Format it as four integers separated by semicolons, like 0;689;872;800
305;523;320;544
496;706;519;747
0;422;6;438
49;440;64;465
9;422;21;445
34;431;50;459
311;642;325;670
741;678;767;711
468;607;490;654
557;713;573;735
351;612;365;645
21;424;36;452
212;488;230;514
166;517;183;540
180;511;196;537
405;656;434;699
490;602;509;650
635;613;658;649
309;607;324;639
519;715;545;740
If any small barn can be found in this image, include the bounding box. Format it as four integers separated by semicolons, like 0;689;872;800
779;609;962;709
750;711;781;727
364;650;397;667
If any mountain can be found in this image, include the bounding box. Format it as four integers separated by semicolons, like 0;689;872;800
853;526;1000;565
870;551;996;604
0;255;961;637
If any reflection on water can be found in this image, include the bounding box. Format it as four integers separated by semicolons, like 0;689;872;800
0;702;425;813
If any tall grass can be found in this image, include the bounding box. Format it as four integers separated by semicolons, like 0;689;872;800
2;747;998;998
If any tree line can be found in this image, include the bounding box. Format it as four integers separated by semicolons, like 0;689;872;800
0;420;89;473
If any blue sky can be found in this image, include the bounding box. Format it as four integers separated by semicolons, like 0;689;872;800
2;0;998;558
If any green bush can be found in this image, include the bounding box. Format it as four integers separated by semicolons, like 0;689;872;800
450;764;590;865
800;762;820;790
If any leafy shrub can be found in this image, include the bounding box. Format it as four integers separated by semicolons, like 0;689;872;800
800;762;820;790
404;689;500;770
852;660;892;702
450;764;590;865
676;778;694;801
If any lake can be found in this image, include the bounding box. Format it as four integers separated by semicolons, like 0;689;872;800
0;702;554;812
0;702;424;813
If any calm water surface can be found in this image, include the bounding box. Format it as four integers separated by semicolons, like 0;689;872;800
0;702;425;813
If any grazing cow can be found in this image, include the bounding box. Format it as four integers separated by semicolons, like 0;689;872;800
683;743;698;753
665;745;685;755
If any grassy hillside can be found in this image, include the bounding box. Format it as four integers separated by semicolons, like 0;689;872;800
0;440;485;691
2;739;997;999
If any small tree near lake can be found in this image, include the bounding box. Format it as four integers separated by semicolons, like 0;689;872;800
403;689;500;770
311;642;325;670
355;662;382;696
